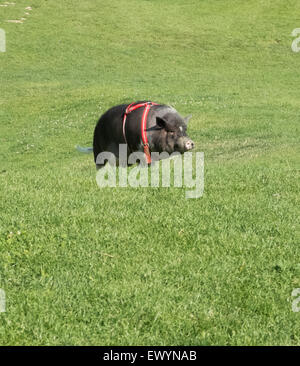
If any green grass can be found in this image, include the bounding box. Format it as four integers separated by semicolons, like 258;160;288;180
0;0;299;345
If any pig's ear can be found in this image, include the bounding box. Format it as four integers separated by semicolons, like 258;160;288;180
184;114;192;125
156;116;171;130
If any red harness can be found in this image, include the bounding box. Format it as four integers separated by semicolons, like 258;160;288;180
122;101;158;164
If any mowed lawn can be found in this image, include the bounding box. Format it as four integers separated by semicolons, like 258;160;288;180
0;0;299;345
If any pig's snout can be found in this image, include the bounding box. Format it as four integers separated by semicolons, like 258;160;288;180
185;139;194;151
175;137;195;152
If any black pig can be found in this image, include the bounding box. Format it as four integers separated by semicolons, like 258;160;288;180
92;101;194;169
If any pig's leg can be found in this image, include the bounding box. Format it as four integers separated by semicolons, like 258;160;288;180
95;142;120;170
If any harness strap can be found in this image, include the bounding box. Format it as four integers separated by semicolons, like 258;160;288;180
122;102;135;145
122;101;158;164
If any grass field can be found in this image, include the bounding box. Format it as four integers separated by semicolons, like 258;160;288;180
0;0;299;345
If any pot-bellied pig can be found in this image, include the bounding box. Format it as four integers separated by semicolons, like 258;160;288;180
91;101;194;169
